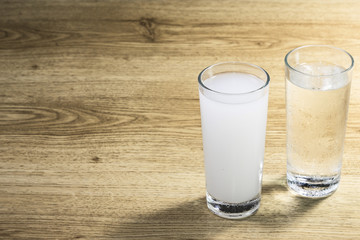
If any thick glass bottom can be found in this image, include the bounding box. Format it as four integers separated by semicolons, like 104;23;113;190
287;172;340;198
206;192;260;219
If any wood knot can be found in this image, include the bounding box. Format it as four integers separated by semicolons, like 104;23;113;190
91;156;101;163
74;235;86;239
31;64;39;70
255;39;279;49
139;18;156;42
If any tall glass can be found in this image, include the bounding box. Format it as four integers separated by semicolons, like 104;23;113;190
198;62;270;219
285;45;354;198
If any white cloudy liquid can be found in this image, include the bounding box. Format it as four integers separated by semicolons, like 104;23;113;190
199;72;269;203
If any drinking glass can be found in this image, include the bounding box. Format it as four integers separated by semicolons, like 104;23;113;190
198;62;270;219
285;45;354;198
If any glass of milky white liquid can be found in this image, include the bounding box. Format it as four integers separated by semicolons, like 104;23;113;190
285;45;354;198
198;62;270;219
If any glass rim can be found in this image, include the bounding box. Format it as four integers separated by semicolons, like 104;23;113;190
284;45;354;77
198;61;270;96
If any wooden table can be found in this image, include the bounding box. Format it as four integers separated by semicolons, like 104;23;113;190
1;0;360;239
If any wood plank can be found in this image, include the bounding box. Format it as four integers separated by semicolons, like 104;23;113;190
1;0;360;239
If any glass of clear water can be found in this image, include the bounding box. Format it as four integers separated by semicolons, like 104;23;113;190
285;45;354;198
198;62;270;218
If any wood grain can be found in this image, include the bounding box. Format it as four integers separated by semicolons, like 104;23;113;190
1;0;360;239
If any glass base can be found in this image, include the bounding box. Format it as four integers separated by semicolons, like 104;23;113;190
206;192;260;219
287;172;340;198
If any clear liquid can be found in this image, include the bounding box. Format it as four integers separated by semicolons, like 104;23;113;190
286;63;351;178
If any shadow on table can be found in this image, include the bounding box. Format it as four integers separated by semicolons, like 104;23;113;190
110;176;324;239
253;176;324;226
